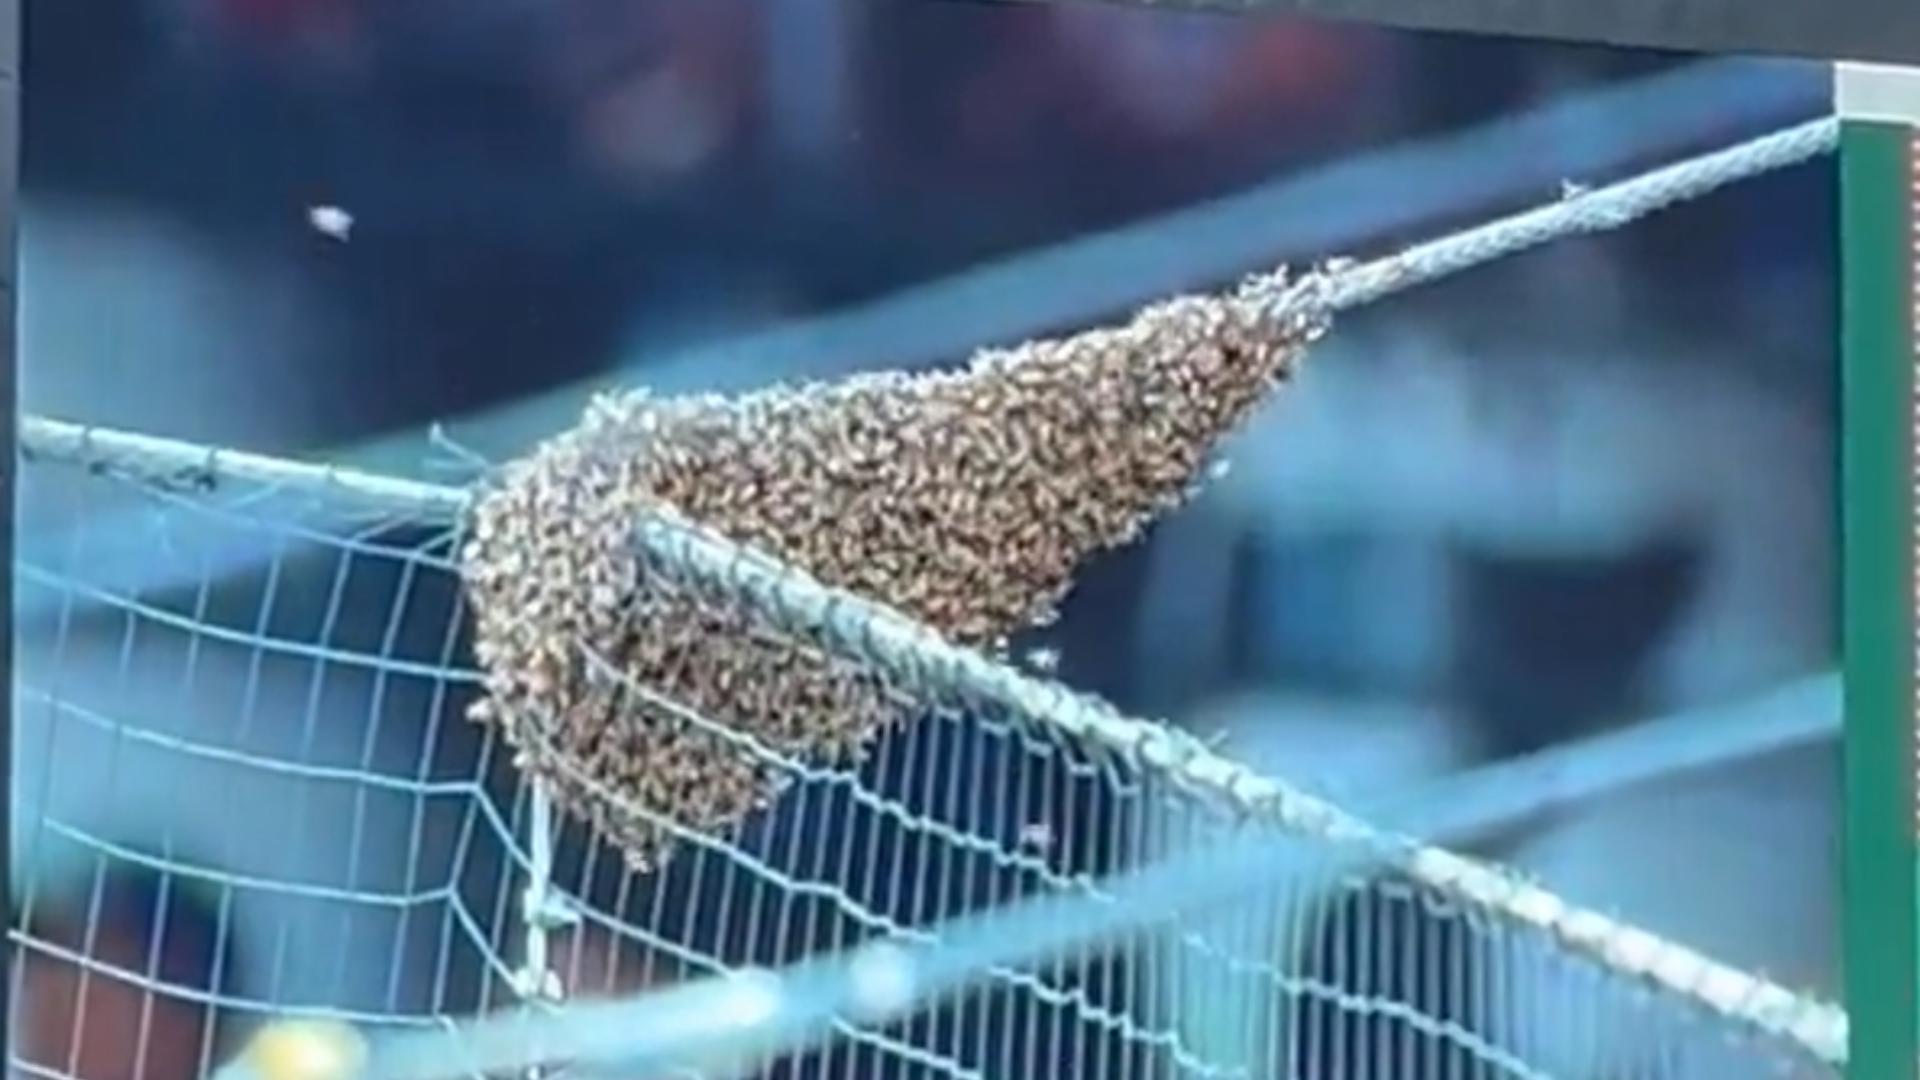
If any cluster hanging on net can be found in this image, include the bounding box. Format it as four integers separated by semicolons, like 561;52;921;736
459;275;1326;872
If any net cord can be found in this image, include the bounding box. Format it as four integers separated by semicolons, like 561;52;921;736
1293;115;1836;314
18;114;1847;1066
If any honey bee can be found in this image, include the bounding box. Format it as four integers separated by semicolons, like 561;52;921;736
1024;647;1062;675
1018;822;1055;853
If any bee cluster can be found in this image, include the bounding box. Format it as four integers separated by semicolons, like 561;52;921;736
459;278;1324;872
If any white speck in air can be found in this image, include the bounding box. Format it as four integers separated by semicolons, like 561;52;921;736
308;205;354;241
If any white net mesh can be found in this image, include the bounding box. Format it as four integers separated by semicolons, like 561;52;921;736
9;119;1848;1080
11;413;1840;1080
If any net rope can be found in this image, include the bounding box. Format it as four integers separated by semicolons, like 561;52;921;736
13;115;1842;1080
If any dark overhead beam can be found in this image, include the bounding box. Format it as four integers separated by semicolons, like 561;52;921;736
986;0;1920;65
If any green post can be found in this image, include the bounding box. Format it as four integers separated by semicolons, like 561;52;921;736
1838;61;1920;1080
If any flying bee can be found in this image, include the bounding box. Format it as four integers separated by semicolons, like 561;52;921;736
306;204;354;241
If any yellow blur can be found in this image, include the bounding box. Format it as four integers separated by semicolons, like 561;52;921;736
230;1019;368;1080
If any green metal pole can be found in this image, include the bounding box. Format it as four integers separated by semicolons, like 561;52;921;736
1838;61;1920;1080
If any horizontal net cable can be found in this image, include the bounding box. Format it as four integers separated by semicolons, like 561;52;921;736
1295;116;1835;313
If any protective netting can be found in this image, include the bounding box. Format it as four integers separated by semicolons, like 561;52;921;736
11;420;1841;1080
11;117;1847;1080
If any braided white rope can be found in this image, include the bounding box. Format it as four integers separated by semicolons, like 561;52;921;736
18;115;1848;1067
18;416;469;521
1269;115;1838;316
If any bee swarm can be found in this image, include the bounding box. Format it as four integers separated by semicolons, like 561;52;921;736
459;279;1324;871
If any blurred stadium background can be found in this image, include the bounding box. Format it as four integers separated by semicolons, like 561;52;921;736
13;1;1837;1075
